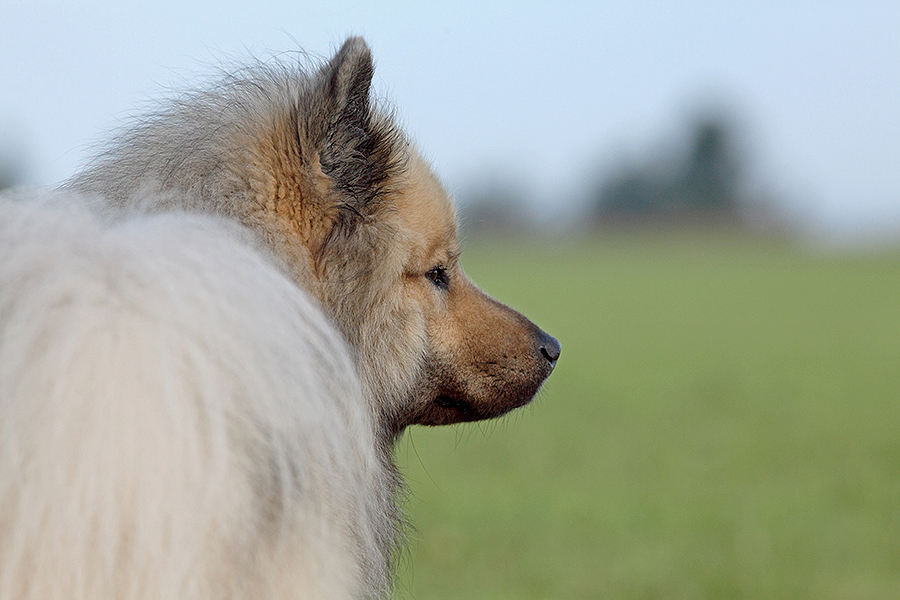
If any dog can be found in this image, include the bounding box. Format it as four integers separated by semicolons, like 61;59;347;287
0;37;560;598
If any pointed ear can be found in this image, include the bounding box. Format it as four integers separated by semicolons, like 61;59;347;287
320;37;374;135
307;37;400;225
306;38;401;263
313;38;378;194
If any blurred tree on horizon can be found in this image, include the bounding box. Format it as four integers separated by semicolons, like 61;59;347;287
0;163;22;191
455;105;788;236
456;175;536;235
0;132;29;192
595;114;749;227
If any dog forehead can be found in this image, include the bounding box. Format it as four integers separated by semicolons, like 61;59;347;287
393;153;458;261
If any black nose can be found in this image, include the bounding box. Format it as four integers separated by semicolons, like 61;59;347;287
537;330;561;367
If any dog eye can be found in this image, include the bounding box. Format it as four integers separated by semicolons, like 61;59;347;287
425;266;450;290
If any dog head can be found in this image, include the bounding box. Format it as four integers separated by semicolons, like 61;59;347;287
256;38;560;440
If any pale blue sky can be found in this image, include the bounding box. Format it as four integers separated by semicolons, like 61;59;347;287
2;1;898;240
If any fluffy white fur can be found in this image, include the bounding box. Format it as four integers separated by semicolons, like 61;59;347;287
0;191;394;599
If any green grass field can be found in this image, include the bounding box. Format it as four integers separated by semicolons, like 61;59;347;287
395;231;900;600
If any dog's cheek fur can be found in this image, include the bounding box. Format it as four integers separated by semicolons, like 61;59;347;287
316;219;430;438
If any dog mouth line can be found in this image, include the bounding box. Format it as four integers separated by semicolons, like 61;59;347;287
434;395;476;417
432;384;542;422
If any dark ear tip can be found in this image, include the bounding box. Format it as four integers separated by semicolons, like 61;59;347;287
335;36;372;68
323;36;374;100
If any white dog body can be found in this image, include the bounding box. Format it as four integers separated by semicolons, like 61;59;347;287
0;193;393;599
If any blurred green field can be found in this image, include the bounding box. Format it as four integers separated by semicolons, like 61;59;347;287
395;232;900;600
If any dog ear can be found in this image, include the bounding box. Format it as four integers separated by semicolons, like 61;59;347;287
324;38;373;126
317;36;374;158
312;38;394;208
305;37;400;264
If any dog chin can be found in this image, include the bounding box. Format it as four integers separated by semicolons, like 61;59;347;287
404;387;542;428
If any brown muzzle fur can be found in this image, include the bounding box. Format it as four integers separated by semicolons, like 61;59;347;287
405;271;560;428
